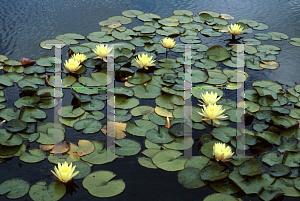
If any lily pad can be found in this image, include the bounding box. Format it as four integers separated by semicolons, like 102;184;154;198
29;181;66;201
112;139;141;156
40;39;65;50
152;149;188;171
73;119;102;134
206;46;231;61
145;127;175;144
200;165;230;181
238;159;264;176
178;167;207;189
82;170;125;198
267;32;289;41
6;119;27;132
55;33;85;44
0;178;30;199
19;149;46;163
81;141;117;164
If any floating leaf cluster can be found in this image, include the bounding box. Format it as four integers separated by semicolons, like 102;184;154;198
0;8;299;201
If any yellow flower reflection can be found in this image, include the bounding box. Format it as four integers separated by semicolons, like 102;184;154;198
227;24;244;36
197;104;227;124
213;142;234;162
71;53;87;63
134;53;156;70
92;44;113;62
160;37;176;49
198;91;221;106
51;161;79;183
64;58;82;73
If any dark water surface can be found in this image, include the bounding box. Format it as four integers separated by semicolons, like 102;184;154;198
1;0;300;200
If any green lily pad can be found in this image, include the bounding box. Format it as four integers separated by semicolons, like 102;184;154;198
238;159;264;176
198;10;220;18
112;139;141;156
126;119;158;137
137;13;161;22
122;10;144;18
4;60;22;66
81;141;117;164
200;165;230;181
72;161;91;180
262;151;283;166
271;116;298;129
152;149;188;171
17;76;44;89
290;38;300;47
253;22;269;30
267;32;289;41
19;149;46;163
6;119;27;132
269;164;290;177
128;72;152;84
201;29;222;37
180;35;201;43
205;69;228;85
55;33;85;44
0;178;30;199
145;127;175;144
80;99;105;111
0;129;23;147
193;13;214;23
206;46;231;61
133;25;156;34
155;94;184;109
209;179;240;195
40;39;65;50
257;44;281;55
14;95;40;108
36;55;56;67
29;181;66;201
169;15;192;24
236;19;258;27
156;26;180;36
132;84;161;99
108;95;139;109
0;107;20;121
254;33;271;40
173;9;193;16
0;72;23;86
23;66;45;74
162;136;194;150
20;107;46;123
158;18;179;26
73;119;102;134
108;15;132;24
36;128;64;145
58;105;85;118
203;193;239;201
178;167;207;189
82;170;125;198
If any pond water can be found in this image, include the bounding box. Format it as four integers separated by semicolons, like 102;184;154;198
1;0;300;200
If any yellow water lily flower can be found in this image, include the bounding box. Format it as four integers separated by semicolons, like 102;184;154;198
64;58;82;73
197;104;227;124
134;53;156;70
71;53;87;63
92;44;113;62
160;37;176;49
198;91;221;106
227;23;244;35
213;142;234;162
51;161;79;183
